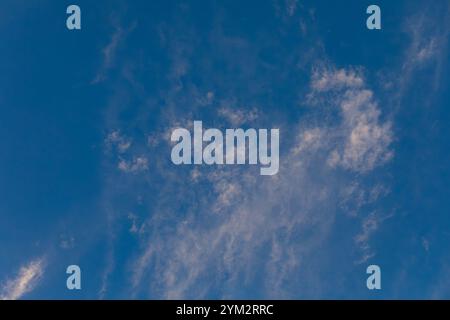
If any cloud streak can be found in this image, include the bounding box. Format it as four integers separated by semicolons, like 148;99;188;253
0;258;45;300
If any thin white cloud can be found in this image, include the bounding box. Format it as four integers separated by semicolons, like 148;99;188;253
218;106;258;126
92;26;124;84
0;258;45;300
118;156;149;173
309;67;393;172
92;21;137;84
105;130;151;174
354;211;393;264
105;130;132;153
311;68;364;92
355;212;379;250
339;183;390;217
397;4;450;96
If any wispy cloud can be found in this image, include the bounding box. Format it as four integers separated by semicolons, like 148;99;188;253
0;258;45;300
354;210;394;264
96;4;398;299
105;130;149;174
397;3;450;95
126;63;394;299
310;67;393;173
311;68;364;92
92;20;136;84
105;130;132;153
218;106;259;127
118;156;149;173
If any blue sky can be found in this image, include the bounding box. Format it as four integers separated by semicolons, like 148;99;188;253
0;0;449;299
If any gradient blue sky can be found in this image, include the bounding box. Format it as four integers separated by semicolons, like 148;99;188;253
0;0;449;299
